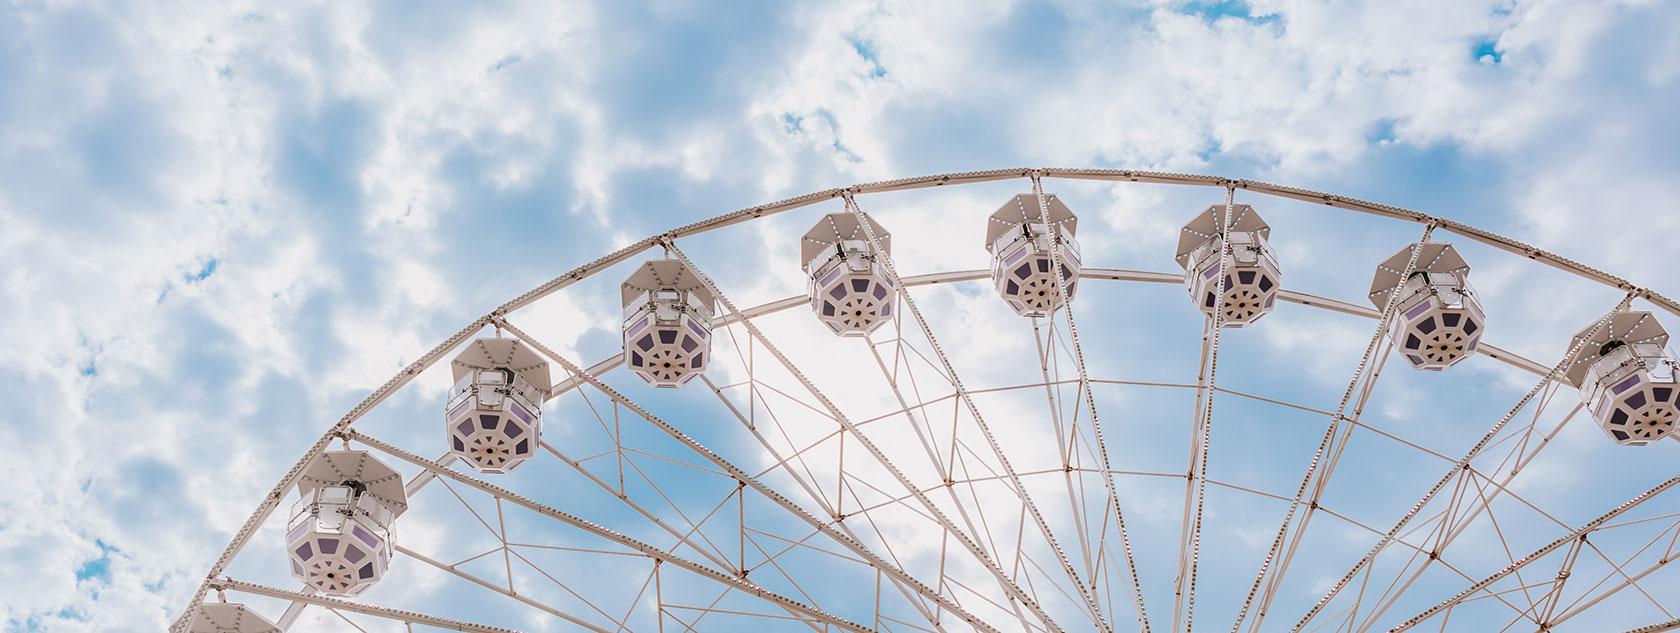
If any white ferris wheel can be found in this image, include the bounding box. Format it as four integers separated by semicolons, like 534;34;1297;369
175;168;1680;633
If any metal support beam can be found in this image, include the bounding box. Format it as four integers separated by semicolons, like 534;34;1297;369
1387;476;1680;632
494;319;999;633
1291;294;1639;632
176;165;1679;631
1236;225;1437;633
835;193;1098;629
210;578;522;632
656;243;1053;632
345;430;877;633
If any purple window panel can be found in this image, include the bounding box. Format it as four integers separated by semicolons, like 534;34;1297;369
1404;303;1432;321
353;526;381;548
1613;375;1643;395
1626;392;1648;410
447;400;473;421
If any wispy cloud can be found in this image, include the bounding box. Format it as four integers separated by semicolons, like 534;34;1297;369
2;0;1678;630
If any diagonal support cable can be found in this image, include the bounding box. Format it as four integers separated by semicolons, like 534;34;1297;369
661;241;1061;632
1171;183;1238;633
836;191;1107;630
209;578;525;633
1234;224;1437;633
1291;293;1639;632
1030;170;1154;632
346;429;877;633
1386;475;1680;632
496;318;999;633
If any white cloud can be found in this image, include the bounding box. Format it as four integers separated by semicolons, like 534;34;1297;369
4;0;1679;630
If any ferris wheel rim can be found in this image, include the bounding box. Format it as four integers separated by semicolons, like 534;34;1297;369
174;167;1680;633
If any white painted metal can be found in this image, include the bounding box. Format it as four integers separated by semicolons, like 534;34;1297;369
802;212;897;336
447;337;549;472
622;258;716;387
1369;242;1485;371
171;167;1680;633
1176;202;1279;327
1565;311;1680;445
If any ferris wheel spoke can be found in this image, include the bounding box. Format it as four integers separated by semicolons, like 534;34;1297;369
1240;225;1438;633
1539;514;1680;629
663;239;1065;632
859;333;958;489
499;319;996;633
1293;294;1641;632
1352;401;1617;629
346;429;879;632
698;355;986;631
1170;183;1243;633
208;578;521;632
400;542;625;632
1030;170;1155;632
860;321;1053;622
175;168;1680;633
1029;312;1102;603
424;444;765;630
1340;395;1594;628
839;192;1110;631
1386;475;1680;632
169;315;497;632
700;360;997;633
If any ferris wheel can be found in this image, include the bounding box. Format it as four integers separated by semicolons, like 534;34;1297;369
176;168;1680;633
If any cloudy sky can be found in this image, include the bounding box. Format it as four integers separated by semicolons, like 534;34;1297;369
3;0;1680;631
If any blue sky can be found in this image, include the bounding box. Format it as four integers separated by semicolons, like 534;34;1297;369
2;1;1680;631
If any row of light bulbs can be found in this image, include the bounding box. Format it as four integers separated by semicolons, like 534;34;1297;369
190;194;1679;629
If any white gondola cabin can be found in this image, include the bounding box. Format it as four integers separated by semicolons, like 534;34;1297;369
801;212;896;336
1369;243;1486;370
1175;203;1280;327
622;259;715;387
446;338;549;473
1564;311;1680;446
285;450;408;596
985;193;1081;317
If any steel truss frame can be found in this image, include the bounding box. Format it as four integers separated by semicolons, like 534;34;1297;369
173;168;1680;633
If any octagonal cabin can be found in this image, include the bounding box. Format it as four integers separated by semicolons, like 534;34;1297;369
286;450;408;596
802;212;895;336
1369;243;1486;370
985;193;1081;317
1563;311;1680;446
446;338;549;473
622;259;715;387
1175;203;1280;327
